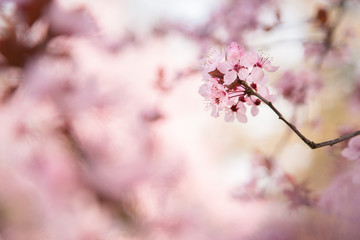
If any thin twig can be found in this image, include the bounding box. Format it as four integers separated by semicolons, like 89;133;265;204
241;81;360;149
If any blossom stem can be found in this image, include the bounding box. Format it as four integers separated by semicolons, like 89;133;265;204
240;80;360;149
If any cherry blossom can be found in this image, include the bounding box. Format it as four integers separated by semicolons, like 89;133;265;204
342;136;360;161
224;100;247;123
217;42;249;85
243;49;279;72
198;77;229;117
246;84;276;117
200;48;225;80
3;0;360;239
199;42;278;122
276;70;322;105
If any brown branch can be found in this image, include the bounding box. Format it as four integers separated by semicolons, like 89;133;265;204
241;81;360;149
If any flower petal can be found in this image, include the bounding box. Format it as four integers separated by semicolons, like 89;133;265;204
217;61;231;74
249;68;265;83
251;105;259;116
211;105;219;117
224;70;237;85
242;50;258;68
264;64;279;72
224;111;235;122
237;102;247;113
198;84;210;97
238;68;250;80
236;112;248;123
227;42;245;64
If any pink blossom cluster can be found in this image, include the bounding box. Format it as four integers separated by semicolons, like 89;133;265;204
199;42;278;123
211;0;278;43
276;70;322;105
153;0;279;55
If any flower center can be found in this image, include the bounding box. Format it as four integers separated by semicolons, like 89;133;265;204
250;82;257;91
231;105;239;112
233;64;241;72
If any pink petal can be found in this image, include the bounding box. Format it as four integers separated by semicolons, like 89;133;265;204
342;136;360;161
248;68;264;83
224;111;235;122
243;50;259;67
224;70;237;85
237;102;247;113
236;112;248;123
264;64;279;72
349;136;360;148
217;62;231;74
227;42;245;64
198;84;210;97
251;105;259;116
342;148;359;161
238;68;249;80
257;85;269;96
267;94;277;102
211;105;219;117
240;54;254;68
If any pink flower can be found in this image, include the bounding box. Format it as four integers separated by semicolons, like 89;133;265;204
217;60;250;85
217;42;249;85
342;136;360;161
246;85;275;117
200;48;225;80
198;78;229;117
243;49;279;72
241;50;279;84
224;101;247;123
218;47;279;85
276;70;322;105
227;41;246;65
199;42;277;122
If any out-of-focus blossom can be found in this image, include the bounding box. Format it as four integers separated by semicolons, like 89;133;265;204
342;136;360;161
153;0;279;54
276;69;322;105
304;41;351;65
